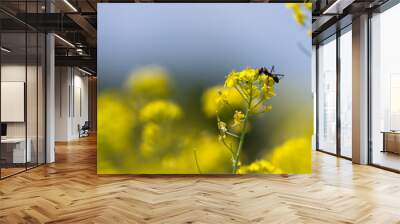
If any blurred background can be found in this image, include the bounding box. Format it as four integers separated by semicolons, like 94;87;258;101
97;3;312;174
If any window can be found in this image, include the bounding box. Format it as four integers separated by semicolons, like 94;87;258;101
339;28;352;158
317;36;337;154
370;2;400;171
0;2;46;179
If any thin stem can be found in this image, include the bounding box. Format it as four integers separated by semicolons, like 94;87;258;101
226;131;239;138
193;150;202;174
232;84;253;174
232;109;249;173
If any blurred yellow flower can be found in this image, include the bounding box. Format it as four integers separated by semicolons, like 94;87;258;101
237;137;311;174
238;160;282;174
126;66;171;99
97;91;136;173
140;122;161;157
98;92;135;151
286;3;306;26
267;137;312;174
303;3;312;10
161;133;231;173
139;100;182;122
201;85;243;117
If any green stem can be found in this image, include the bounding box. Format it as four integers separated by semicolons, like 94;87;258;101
193;150;202;174
232;85;253;174
226;131;239;138
232;108;249;174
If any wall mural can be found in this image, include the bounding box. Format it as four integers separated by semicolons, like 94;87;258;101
97;3;312;174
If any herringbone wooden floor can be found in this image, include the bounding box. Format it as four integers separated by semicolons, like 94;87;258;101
1;135;400;224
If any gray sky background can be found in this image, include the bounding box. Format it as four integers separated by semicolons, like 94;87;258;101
98;3;311;93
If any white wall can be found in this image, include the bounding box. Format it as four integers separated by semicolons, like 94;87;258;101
55;67;89;141
55;66;70;141
1;65;37;137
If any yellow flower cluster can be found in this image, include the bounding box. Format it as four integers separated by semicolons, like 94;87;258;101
224;67;275;114
139;100;182;122
214;67;280;173
225;68;258;88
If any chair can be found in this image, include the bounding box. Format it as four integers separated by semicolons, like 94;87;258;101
79;121;90;138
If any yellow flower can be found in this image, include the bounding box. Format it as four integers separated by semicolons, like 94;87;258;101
216;90;229;106
303;3;312;10
126;66;171;99
160;133;231;173
286;3;310;27
225;70;239;87
232;110;245;127
139;100;182;122
261;84;275;100
238;67;259;83
217;120;228;139
267;137;312;174
264;104;272;112
251;86;261;98
98;91;135;151
237;160;282;174
218;121;227;132
222;67;277;110
97;91;136;173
